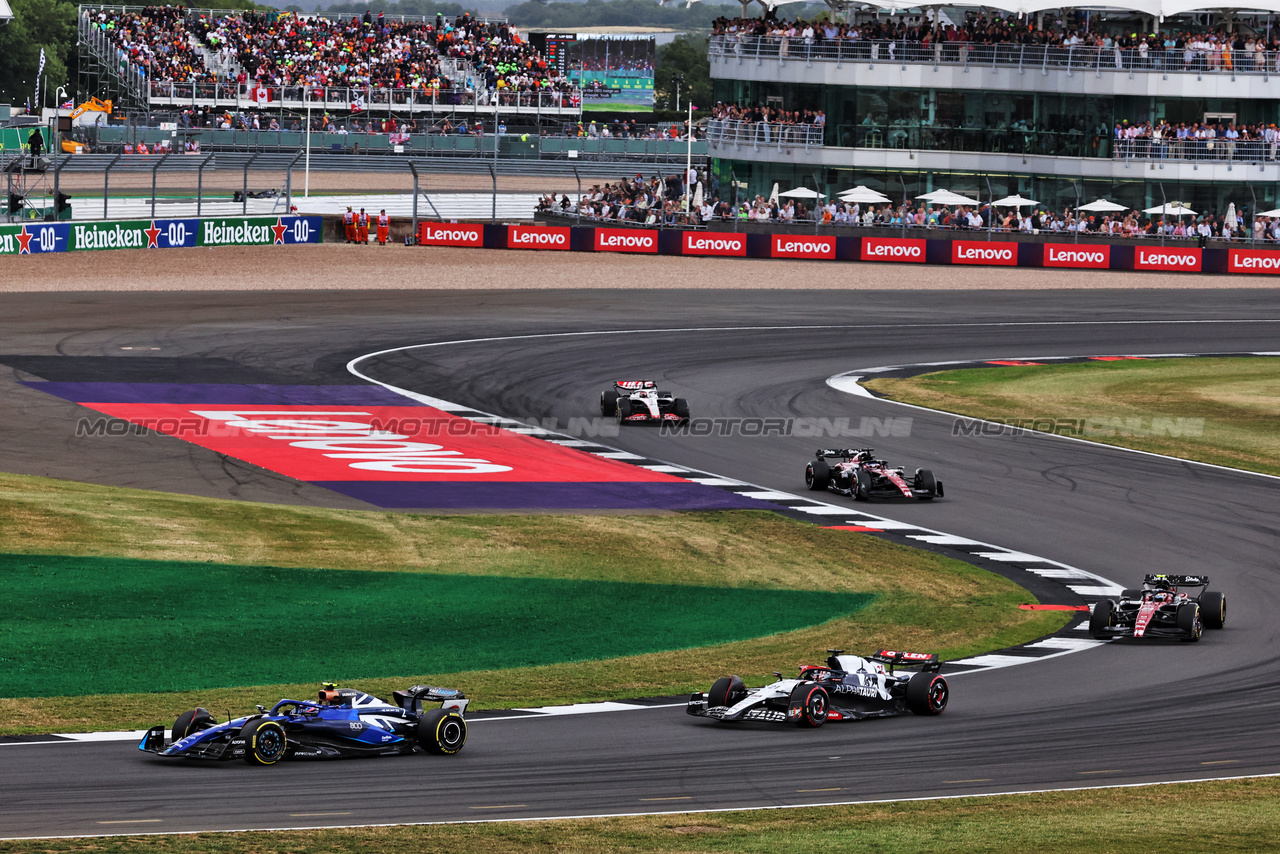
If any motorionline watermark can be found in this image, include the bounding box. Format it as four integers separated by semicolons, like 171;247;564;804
74;415;913;441
953;416;1206;439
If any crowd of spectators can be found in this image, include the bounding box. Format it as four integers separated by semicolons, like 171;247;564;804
86;6;216;84
1114;120;1280;161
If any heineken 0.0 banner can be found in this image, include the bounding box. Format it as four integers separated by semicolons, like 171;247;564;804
0;216;322;255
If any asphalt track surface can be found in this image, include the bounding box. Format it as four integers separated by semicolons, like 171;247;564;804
2;289;1280;838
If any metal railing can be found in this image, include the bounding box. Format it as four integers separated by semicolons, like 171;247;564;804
145;81;582;115
709;33;1280;77
1113;136;1280;162
833;123;1106;157
77;12;151;103
81;5;507;26
706;118;824;150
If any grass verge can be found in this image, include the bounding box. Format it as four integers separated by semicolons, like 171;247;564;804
0;472;1065;734
6;777;1279;852
865;356;1280;475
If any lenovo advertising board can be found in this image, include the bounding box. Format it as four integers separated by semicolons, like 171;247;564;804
770;234;836;260
1133;246;1202;271
1227;248;1280;274
507;225;571;250
861;237;926;263
594;227;658;253
682;232;747;257
951;240;1017;266
418;222;485;247
1043;243;1110;269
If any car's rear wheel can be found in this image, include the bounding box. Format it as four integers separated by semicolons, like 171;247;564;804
906;672;949;715
1177;602;1202;641
789;684;829;728
673;398;690;420
1200;592;1226;629
805;460;830;491
1089;599;1115;639
600;389;619;417
240;719;287;765
915;469;937;500
418;708;468;755
707;675;747;708
172;707;214;741
852;469;872;501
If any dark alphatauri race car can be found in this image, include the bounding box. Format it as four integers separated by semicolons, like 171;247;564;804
139;683;468;765
1089;574;1226;642
687;649;949;727
600;380;690;424
805;449;943;501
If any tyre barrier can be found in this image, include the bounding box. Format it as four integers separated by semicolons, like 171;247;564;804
413;222;1280;274
0;215;323;256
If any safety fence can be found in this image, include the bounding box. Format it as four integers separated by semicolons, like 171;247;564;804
0;214;321;255
415;222;1280;275
709;34;1280;77
706;119;825;151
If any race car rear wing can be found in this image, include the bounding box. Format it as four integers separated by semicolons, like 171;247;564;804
395;685;469;715
869;650;942;673
615;380;655;390
1142;574;1209;588
815;448;871;459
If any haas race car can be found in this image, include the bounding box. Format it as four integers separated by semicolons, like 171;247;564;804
139;683;468;765
805;448;943;501
1089;574;1226;642
600;380;690;424
687;649;948;727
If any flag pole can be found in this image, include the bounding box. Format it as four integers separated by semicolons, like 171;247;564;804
684;101;693;212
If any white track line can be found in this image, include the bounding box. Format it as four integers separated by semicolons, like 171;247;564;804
828;351;1280;483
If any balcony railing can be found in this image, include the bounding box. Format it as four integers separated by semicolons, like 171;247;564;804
709;33;1280;77
707;118;825;150
146;81;583;115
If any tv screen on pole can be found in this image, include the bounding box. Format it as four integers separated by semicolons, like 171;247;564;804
568;35;656;113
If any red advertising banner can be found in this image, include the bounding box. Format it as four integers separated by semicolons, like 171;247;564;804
594;227;659;254
1134;246;1202;272
418;222;484;247
770;234;836;260
1043;243;1110;269
1227;248;1280;274
506;225;571;251
861;237;926;263
951;240;1017;266
682;232;747;257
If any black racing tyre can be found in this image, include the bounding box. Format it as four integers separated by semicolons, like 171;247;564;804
1089;599;1115;639
1200;592;1226;629
600;389;619;417
707;675;747;708
805;459;830;491
1177;602;1202;641
915;469;937;500
673;398;691;420
172;707;214;741
417;708;468;755
788;683;829;728
906;672;949;715
240;719;288;765
1120;588;1141;601
852;468;872;501
616;398;632;424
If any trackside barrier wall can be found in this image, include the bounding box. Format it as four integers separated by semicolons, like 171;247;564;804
411;225;1248;274
0;216;323;255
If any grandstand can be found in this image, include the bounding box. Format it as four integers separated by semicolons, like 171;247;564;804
77;5;583;120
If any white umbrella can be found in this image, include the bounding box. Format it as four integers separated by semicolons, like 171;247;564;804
992;194;1040;207
1077;198;1128;213
1224;202;1237;230
1256;208;1280;217
1142;203;1197;217
779;187;826;199
839;185;892;204
920;189;981;206
768;182;779;206
692;181;704;210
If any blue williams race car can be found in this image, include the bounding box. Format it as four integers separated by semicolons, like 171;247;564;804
139;683;468;765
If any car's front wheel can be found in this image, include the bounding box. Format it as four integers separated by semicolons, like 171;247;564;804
852;468;872;501
789;684;829;728
805;459;830;491
707;675;747;708
1089;599;1115;639
241;719;288;766
1177;602;1202;641
418;708;468;755
172;707;215;741
616;398;632;424
673;397;690;421
1200;592;1226;629
600;389;619;417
